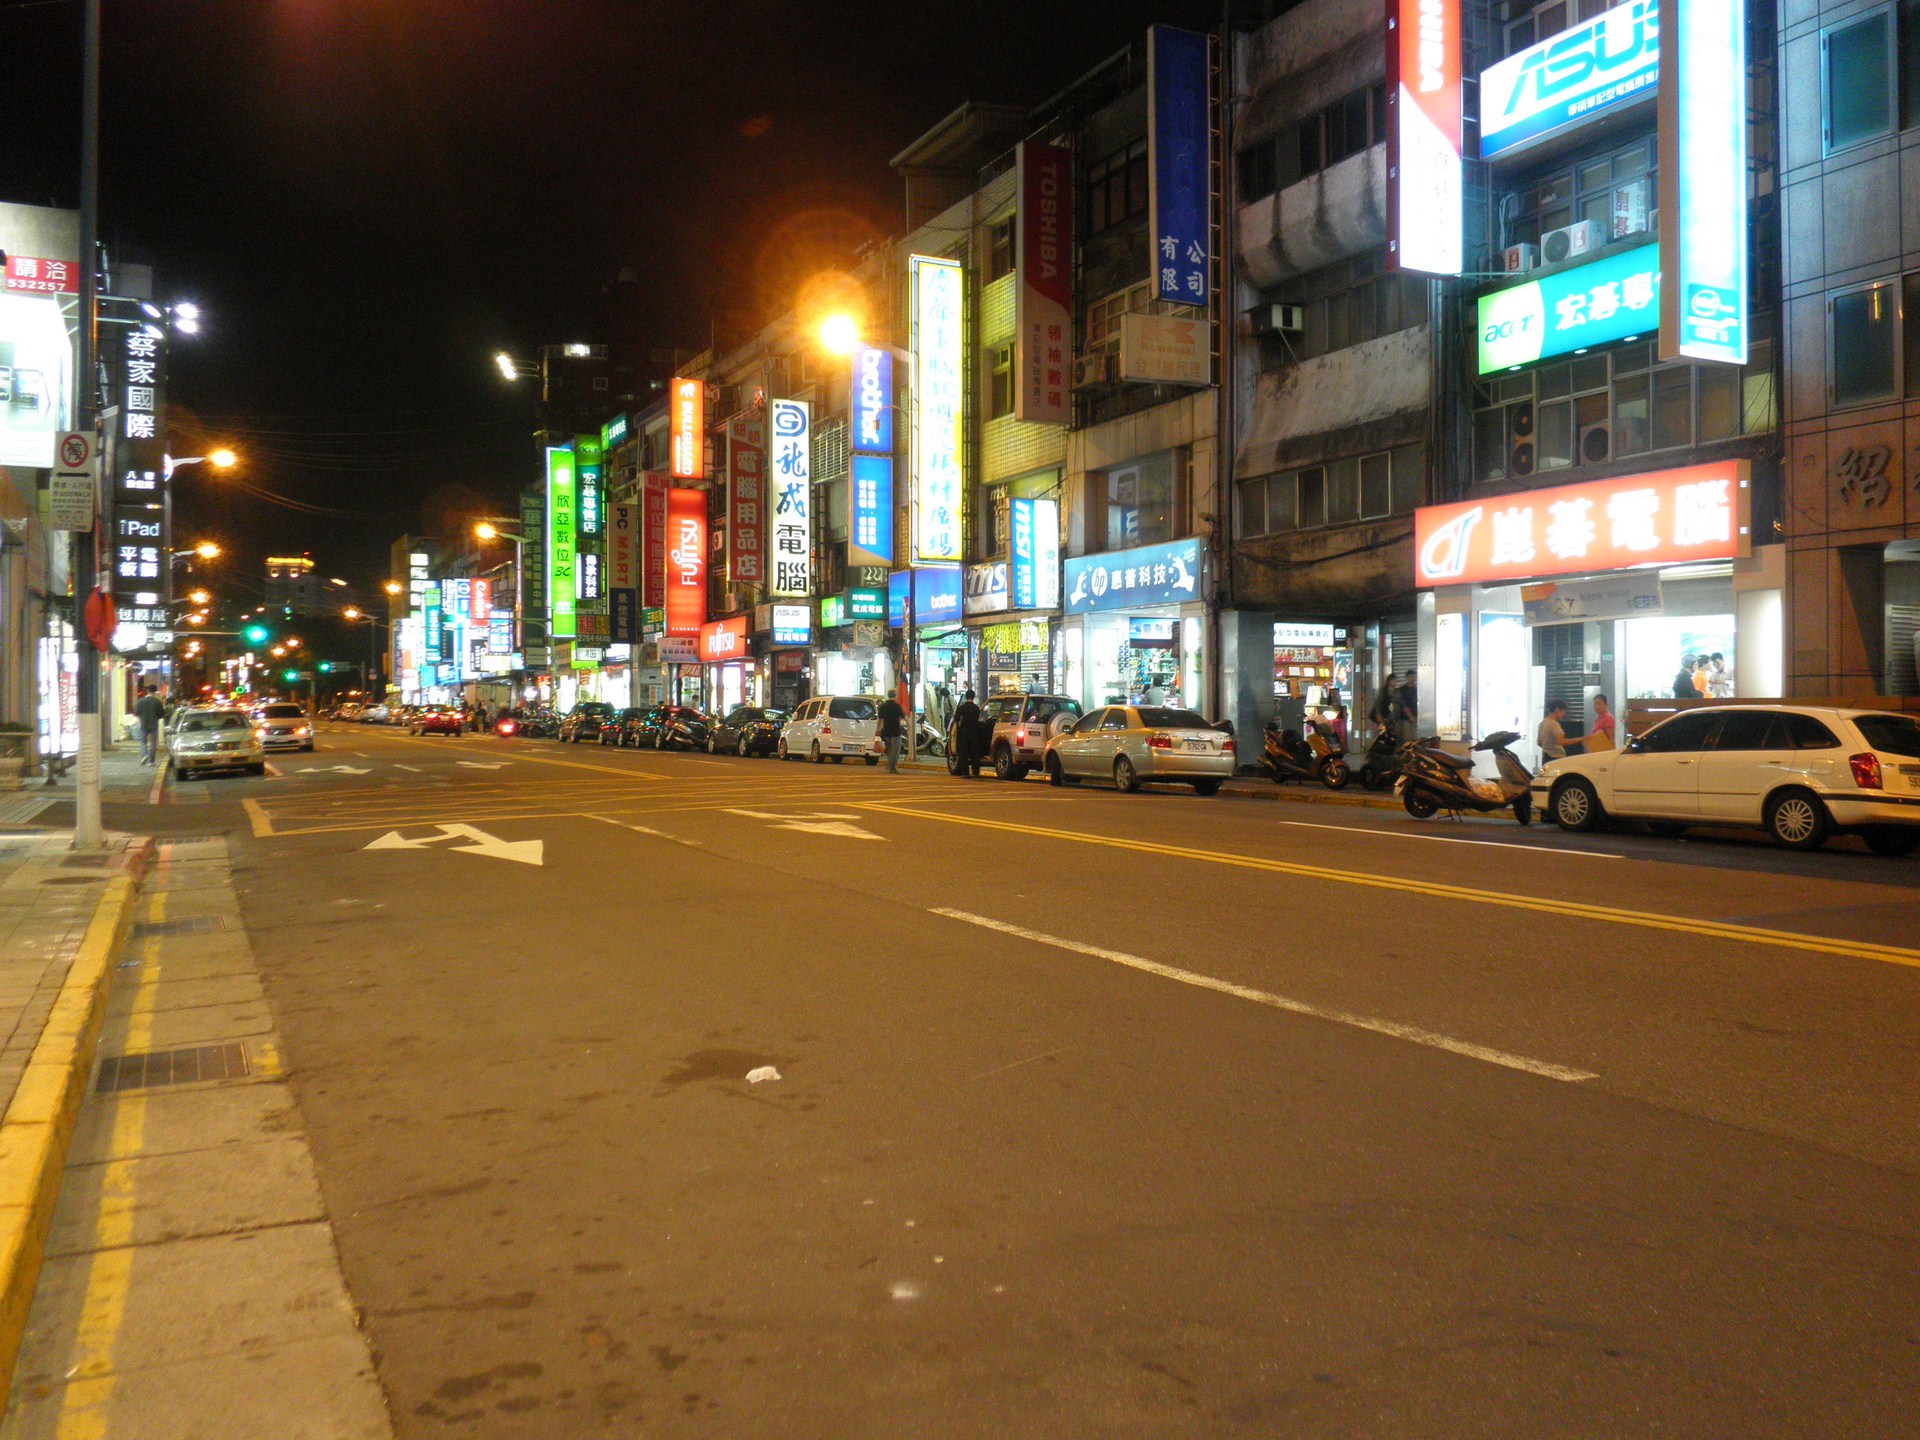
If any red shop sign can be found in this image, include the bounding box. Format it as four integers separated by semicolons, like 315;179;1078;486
697;615;749;662
663;487;707;636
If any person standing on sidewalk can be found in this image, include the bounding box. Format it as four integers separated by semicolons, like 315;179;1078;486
134;684;165;766
951;689;981;778
877;692;906;774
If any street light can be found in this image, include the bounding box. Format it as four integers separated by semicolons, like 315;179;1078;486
383;581;403;596
819;312;861;357
164;449;237;479
187;588;210;606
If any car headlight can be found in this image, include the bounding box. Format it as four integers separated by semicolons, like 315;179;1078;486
295;726;310;737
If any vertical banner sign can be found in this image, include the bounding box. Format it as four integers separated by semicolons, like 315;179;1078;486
1033;497;1061;609
768;398;812;598
852;346;893;454
909;255;964;563
609;502;638;643
849;345;894;570
574;434;605;536
663;487;708;636
1009;496;1038;610
726;415;766;585
642;472;669;610
470;578;490;622
1015;142;1074;421
1658;0;1746;364
1147;26;1211;307
670;378;704;479
546;446;577;640
1386;0;1464;275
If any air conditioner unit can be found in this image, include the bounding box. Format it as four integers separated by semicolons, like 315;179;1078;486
1579;421;1612;465
1248;303;1306;336
1073;352;1114;389
1541;220;1604;266
1508;402;1536;477
1501;244;1539;274
1610;180;1651;239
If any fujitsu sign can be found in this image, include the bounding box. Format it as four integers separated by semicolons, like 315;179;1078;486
1481;0;1660;160
1387;0;1464;275
663;487;707;635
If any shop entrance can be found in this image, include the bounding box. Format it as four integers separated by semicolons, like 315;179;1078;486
1079;610;1201;709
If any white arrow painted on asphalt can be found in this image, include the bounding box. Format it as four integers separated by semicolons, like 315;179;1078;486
300;764;371;775
363;823;543;866
722;808;884;842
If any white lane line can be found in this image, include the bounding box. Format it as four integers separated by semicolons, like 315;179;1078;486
1272;816;1621;857
394;764;420;772
931;908;1597;1084
583;813;674;839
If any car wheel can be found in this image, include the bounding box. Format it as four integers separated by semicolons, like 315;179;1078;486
777;739;789;761
863;755;878;766
708;734;719;755
1402;786;1440;820
1113;754;1141;793
992;745;1015;781
946;749;964;777
247;763;266;776
1191;779;1221;796
811;742;825;764
1764;788;1830;851
1550;777;1603;832
1046;754;1066;788
1862;826;1920;858
739;734;753;758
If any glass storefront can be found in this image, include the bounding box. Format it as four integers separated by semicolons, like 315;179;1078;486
1065;607;1204;710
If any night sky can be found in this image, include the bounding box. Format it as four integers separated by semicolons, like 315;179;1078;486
4;0;1220;597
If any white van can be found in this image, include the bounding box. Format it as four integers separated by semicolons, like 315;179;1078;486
777;695;883;764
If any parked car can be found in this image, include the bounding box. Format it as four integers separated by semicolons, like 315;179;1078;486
558;702;616;743
169;708;265;779
598;707;652;746
1042;705;1235;795
982;693;1084;780
1536;704;1920;854
410;705;464;737
252;702;313;753
778;695;882;764
708;706;788;757
358;703;391;724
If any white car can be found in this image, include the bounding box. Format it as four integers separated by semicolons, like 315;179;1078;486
1536;704;1920;855
169;708;266;779
777;695;883;764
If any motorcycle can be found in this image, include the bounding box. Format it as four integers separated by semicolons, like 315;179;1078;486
1396;730;1534;824
1260;719;1350;789
913;716;946;758
1353;725;1406;791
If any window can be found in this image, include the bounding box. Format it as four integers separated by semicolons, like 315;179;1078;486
986;217;1014;282
1239;446;1419;538
1237;83;1387;204
1086;140;1148;236
1712;711;1787;750
1492;136;1656;252
827;697;876;721
1070;710;1105;734
989;344;1013;418
1100;709;1130;730
1855;713;1920;756
1824;9;1897;155
1277;252;1430;362
1782;713;1841;749
1099;453;1179;549
1638;712;1721;753
1830;280;1899;408
1239;141;1277;203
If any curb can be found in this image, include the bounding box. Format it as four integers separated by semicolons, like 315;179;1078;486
0;837;152;1413
1220;782;1402;810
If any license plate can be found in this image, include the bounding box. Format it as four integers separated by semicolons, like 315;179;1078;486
1183;739;1210;753
1900;763;1920;790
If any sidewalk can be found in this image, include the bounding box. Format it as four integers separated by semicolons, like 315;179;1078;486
11;745;192;837
897;753;1403;809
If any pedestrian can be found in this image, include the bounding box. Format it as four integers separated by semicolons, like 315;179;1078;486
951;688;981;778
1706;652;1734;699
134;684;164;766
1672;656;1698;699
1396;673;1418;729
1144;681;1168;706
877;691;906;774
1585;692;1616;751
1369;672;1400;735
1537;699;1572;761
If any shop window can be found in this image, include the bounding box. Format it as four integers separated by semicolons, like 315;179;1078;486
986;218;1014;283
1697;366;1740;443
1824;9;1897;155
1652;367;1692;450
1830;279;1900;408
1491;135;1657;252
989;344;1013;419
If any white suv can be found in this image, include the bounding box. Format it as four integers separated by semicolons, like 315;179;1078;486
1537;705;1920;854
778;695;883;765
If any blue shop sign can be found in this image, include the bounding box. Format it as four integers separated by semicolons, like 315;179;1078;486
1063;538;1202;615
889;565;962;625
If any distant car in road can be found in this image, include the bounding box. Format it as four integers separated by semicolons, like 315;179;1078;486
558;702;616;743
410;705;464;737
358;704;392;724
170;708;265;780
598;708;651;746
1537;704;1920;855
778;695;882;764
708;706;787;757
1042;705;1235;795
252;702;313;752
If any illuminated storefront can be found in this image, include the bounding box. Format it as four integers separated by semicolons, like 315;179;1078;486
1060;538;1206;711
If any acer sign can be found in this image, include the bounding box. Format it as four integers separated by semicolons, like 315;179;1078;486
669;377;704;480
663;487;707;635
1387;0;1464;275
1413;463;1750;588
1480;0;1659;161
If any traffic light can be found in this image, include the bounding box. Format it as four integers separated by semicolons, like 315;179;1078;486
317;661;333;673
282;669;298;683
244;624;269;645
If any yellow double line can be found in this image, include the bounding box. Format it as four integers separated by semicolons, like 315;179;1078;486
852;802;1920;970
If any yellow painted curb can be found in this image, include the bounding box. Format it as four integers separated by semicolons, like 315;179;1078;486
0;856;145;1415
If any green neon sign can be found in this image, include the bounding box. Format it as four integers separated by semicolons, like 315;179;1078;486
547;447;577;641
846;586;885;620
1477;244;1662;375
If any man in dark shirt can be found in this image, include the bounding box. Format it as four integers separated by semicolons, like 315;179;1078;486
950;689;981;779
877;693;906;773
134;685;165;766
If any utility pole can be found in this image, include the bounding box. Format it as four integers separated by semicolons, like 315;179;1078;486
71;0;103;850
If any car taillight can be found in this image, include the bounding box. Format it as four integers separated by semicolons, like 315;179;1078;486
1015;727;1027;745
1146;733;1173;750
1850;752;1883;789
499;721;515;734
1221;737;1235;753
821;723;832;734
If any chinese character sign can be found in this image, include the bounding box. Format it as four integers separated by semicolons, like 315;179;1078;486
1657;0;1746;365
610;502;638;592
1063;537;1202;615
767;399;812;598
670;378;704;480
111;507;164;587
575;434;605;536
1016;140;1074;422
1148;27;1213;305
850;453;893;570
909;256;964;563
663;487;707;635
726;415;766;585
1413;463;1748;587
546;446;577;640
519;491;545;615
642;472;669;609
487;608;513;655
1478;244;1661;373
1387;0;1464;275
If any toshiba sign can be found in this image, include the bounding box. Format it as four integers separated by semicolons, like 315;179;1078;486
1414;463;1749;588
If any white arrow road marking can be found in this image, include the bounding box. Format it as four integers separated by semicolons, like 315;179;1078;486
394;764;421;772
363;823;543;866
456;761;509;769
301;765;371;775
721;808;883;841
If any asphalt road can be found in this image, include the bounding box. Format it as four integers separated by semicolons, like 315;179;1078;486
155;722;1920;1437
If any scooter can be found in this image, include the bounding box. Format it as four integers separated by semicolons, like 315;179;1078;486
1261;720;1350;789
913;717;946;758
1395;730;1534;824
1353;725;1406;791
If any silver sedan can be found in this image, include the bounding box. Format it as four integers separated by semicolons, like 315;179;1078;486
1042;705;1237;794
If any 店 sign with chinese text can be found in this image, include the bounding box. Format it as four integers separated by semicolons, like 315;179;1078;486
1413;462;1749;588
768;399;811;598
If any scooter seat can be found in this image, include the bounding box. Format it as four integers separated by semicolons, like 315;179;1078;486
1428;749;1476;769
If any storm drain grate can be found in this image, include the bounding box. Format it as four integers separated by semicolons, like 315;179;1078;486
130;915;229;938
96;1043;250;1093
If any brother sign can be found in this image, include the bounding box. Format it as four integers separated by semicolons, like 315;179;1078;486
1479;0;1659;161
